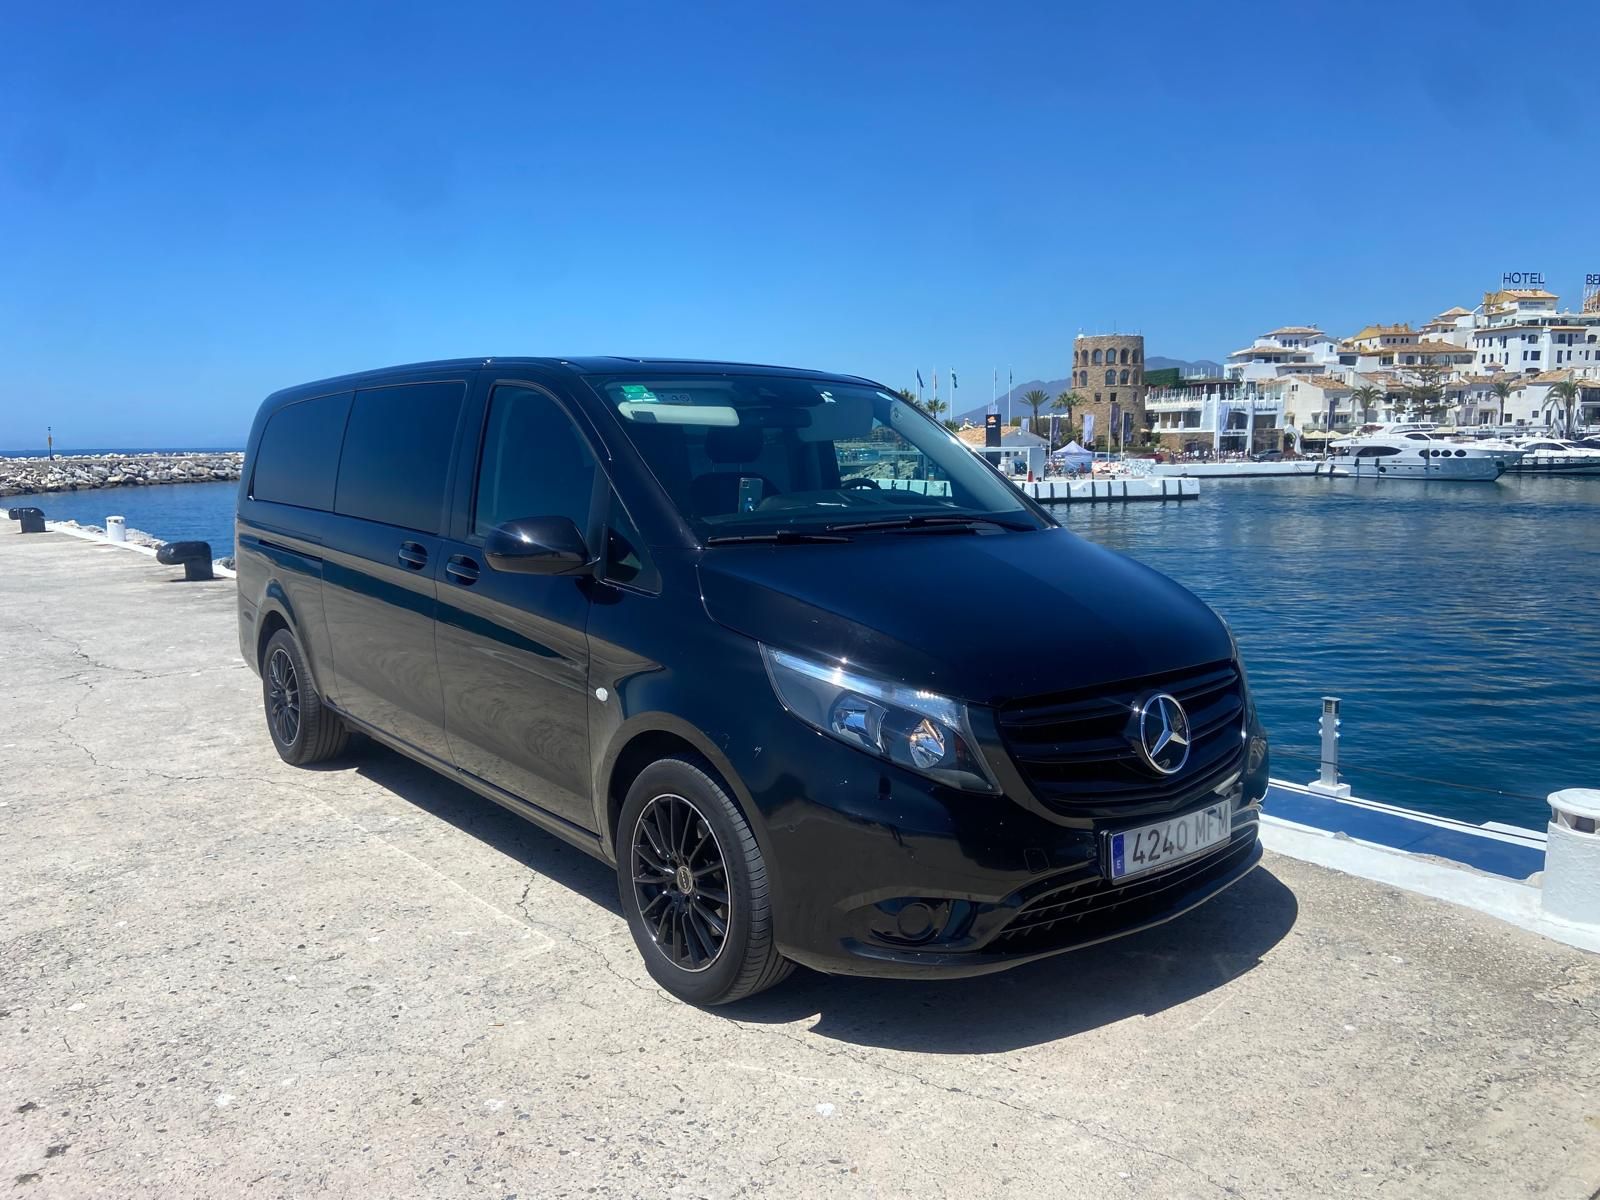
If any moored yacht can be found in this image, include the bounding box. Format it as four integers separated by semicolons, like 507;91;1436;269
1504;437;1600;475
1327;424;1515;480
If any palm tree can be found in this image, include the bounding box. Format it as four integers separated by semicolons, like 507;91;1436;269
1490;378;1515;427
1550;380;1580;435
1053;389;1080;413
1351;384;1383;425
1018;388;1051;427
896;387;923;412
923;396;948;423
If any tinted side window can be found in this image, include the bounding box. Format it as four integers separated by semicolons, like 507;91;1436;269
335;381;466;533
252;392;352;510
474;386;597;536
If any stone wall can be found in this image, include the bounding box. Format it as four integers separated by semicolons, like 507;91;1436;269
1071;334;1147;450
0;453;243;498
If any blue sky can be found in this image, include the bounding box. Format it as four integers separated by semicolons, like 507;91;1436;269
4;1;1597;447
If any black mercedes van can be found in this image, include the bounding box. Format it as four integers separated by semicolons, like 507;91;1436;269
237;358;1269;1004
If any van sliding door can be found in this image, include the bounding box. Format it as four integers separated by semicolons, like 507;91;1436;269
321;378;467;763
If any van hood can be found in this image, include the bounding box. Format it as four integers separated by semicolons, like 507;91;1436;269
697;527;1232;708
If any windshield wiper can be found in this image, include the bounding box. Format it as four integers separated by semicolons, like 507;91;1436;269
824;514;1034;534
703;530;853;545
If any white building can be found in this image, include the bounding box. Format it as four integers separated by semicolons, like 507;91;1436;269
1470;288;1600;377
1341;340;1475;376
1419;306;1475;347
1198;281;1600;440
1261;375;1358;439
1346;323;1418;352
1224;326;1341;382
1147;378;1283;453
1440;376;1507;428
1492;369;1600;432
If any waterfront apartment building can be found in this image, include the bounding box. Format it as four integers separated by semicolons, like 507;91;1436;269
1070;333;1146;449
1419;306;1476;346
1183;281;1600;441
1337;340;1475;375
1224;326;1340;382
1347;323;1419;352
1147;377;1282;455
1469;288;1600;375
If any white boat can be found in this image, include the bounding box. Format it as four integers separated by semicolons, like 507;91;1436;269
1503;437;1600;476
1327;424;1515;481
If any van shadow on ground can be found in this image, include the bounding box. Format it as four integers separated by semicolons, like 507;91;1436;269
350;741;1300;1055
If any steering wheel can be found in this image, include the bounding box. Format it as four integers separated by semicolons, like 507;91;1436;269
840;476;880;489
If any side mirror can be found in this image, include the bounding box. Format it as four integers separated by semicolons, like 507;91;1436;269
484;516;595;576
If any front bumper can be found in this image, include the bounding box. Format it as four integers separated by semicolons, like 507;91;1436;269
816;828;1262;979
749;712;1270;980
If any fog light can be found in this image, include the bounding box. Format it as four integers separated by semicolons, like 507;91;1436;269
895;901;936;942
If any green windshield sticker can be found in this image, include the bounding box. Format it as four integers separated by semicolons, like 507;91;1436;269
620;384;658;402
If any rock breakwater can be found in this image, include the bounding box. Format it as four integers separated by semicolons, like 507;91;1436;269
0;452;243;497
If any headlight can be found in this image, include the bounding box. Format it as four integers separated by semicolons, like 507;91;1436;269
760;645;1000;793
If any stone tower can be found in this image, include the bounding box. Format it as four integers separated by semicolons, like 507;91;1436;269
1070;333;1147;450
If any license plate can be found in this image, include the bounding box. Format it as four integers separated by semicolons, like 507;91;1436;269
1108;801;1231;881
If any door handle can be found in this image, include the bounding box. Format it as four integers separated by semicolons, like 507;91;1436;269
398;541;428;570
445;554;480;585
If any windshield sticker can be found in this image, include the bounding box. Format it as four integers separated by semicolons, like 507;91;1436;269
620;384;658;403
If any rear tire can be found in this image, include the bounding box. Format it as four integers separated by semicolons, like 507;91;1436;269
617;755;793;1005
262;628;349;766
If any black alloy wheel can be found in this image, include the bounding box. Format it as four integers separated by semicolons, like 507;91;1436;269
631;793;730;972
260;627;350;766
615;755;793;1005
267;647;301;747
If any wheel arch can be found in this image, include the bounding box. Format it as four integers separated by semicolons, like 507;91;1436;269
255;608;291;669
597;715;767;866
251;583;330;697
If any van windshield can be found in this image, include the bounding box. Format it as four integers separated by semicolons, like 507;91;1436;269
587;376;1046;541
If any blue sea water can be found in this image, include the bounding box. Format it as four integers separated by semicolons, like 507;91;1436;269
1059;475;1600;828
14;472;1598;827
7;480;240;556
2;447;242;459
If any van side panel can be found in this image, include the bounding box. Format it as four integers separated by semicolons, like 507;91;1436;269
236;390;354;698
316;378;468;764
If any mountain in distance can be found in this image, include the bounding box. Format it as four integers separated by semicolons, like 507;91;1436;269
952;378;1069;426
1147;355;1224;375
949;358;1224;425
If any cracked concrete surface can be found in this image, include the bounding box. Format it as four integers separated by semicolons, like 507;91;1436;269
2;524;1598;1199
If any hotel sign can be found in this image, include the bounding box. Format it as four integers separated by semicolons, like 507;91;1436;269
1502;271;1546;287
1588;274;1600;287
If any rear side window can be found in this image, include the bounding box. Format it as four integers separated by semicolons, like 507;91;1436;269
473;386;597;537
251;392;352;510
335;382;466;533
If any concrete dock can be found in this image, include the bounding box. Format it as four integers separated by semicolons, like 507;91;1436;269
3;522;1598;1198
1150;461;1348;480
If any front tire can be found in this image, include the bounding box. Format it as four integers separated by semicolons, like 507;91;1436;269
262;628;349;766
617;756;793;1005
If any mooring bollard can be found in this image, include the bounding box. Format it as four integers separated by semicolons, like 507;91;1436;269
1307;695;1352;798
106;515;127;543
9;506;46;534
1542;789;1600;928
155;540;215;582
